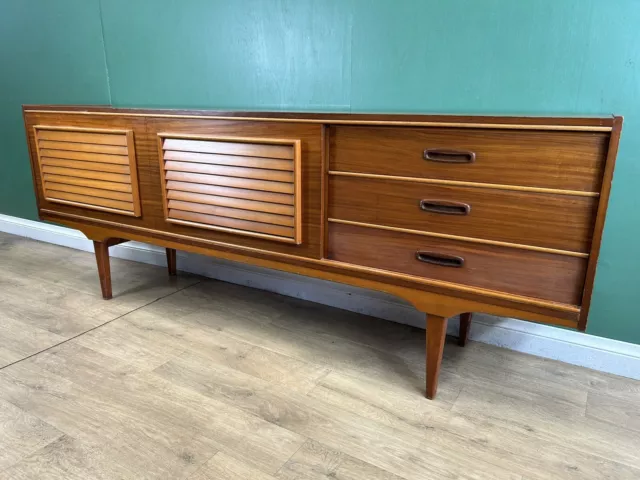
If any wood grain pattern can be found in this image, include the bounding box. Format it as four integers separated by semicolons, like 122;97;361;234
43;182;133;202
34;126;141;217
578;117;623;330
169;209;295;239
586;391;640;434
164;171;294;194
21;106;623;401
426;315;448;399
40;157;131;174
329;171;600;198
329;175;598;253
92;240;112;300
45;191;133;212
167;190;294;216
25;105;616;130
125;130;142;217
166;181;294;205
41;166;131;184
321;126;330;259
36;129;128;146
164;161;294;183
39;209;582;322
293;139;303;245
190;452;278;480
277;439;407;480
164;150;293;170
330;126;608;192
37;139;129;156
28;113;322;261
159;134;302;244
167;200;294;227
163;137;293;159
0;397;64;471
38;149;129;165
43;175;132;193
328;222;587;305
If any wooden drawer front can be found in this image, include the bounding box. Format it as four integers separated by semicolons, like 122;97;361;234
328;223;587;305
329;176;597;253
330;126;608;192
158;134;302;244
35;126;140;216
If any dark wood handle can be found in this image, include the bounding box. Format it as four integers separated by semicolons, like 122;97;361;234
415;251;465;268
423;149;476;164
419;199;471;215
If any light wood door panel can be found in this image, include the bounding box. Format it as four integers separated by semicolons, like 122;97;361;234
164;171;295;194
40;157;131;174
44;182;134;202
34;126;141;216
163;137;294;159
38;139;129;156
158;134;302;244
165;181;294;205
164;150;294;170
166;190;295;216
38;148;130;164
36;129;128;146
163;161;294;182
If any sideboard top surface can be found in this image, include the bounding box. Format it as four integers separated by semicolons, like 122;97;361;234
23;104;617;131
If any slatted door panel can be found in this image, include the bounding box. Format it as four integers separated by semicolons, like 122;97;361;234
34;126;141;216
158;134;302;244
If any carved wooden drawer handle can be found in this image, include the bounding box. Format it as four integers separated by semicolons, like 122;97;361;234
423;149;476;164
419;199;471;215
415;251;465;268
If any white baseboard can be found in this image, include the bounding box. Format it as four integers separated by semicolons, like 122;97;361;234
2;212;639;380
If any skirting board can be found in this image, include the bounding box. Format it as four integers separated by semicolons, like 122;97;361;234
2;212;639;381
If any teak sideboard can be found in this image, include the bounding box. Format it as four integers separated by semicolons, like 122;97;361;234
22;106;622;399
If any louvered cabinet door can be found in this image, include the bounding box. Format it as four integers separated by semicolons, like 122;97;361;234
157;134;302;244
34;126;141;216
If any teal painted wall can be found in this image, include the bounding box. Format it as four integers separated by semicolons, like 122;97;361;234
1;0;638;343
0;0;111;219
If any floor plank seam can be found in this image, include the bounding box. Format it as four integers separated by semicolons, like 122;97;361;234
307;368;332;391
267;314;427;361
0;279;203;373
224;307;431;377
184;449;219;480
272;439;308;477
308;380;419;430
448;381;464;410
303;381;541;478
0;432;68;476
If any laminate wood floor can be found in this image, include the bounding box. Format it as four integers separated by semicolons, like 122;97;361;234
0;231;639;479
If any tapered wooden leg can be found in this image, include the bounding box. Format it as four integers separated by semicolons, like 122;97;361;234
93;240;112;300
458;312;473;347
166;248;177;276
426;314;448;400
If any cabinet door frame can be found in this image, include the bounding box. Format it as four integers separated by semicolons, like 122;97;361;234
156;132;302;244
